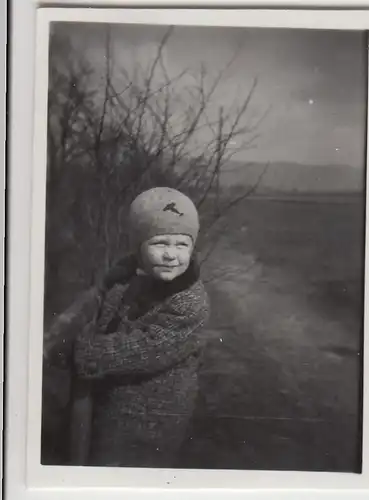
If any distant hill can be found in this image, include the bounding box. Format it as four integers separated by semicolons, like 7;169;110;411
220;161;365;194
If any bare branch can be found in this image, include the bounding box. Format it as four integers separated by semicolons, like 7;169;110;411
45;29;271;329
199;162;270;265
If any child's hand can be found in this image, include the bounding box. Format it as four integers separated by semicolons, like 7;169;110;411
44;334;74;368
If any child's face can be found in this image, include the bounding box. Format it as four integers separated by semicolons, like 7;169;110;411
140;234;194;281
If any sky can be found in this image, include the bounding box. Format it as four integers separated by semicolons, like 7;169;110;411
51;22;367;170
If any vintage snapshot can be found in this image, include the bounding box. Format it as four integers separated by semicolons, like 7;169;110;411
40;19;366;473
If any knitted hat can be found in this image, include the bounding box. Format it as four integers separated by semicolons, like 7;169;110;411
128;187;199;250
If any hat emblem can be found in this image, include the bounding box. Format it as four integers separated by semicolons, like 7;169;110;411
163;202;184;217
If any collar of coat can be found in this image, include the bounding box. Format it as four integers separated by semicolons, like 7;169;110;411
102;253;200;299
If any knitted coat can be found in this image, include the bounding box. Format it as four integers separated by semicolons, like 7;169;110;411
71;255;210;468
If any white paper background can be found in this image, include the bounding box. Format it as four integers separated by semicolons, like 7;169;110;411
6;2;369;500
1;0;6;486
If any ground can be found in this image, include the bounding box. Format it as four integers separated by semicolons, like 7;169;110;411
178;195;364;472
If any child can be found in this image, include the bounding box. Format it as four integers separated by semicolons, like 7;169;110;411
71;187;210;467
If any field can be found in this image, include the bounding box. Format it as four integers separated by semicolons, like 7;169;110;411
178;194;364;472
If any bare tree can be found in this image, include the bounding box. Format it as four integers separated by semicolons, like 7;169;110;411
44;25;270;330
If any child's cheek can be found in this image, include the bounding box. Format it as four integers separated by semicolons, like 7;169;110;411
154;248;163;263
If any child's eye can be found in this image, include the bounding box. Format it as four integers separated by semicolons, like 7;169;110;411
151;241;170;248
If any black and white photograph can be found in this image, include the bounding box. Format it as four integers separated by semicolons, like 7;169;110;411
40;19;366;473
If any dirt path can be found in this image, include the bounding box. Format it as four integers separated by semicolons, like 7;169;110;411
180;242;361;471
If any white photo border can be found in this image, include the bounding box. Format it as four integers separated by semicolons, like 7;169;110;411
6;3;369;499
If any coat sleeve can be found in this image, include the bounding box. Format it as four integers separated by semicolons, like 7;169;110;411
73;287;209;379
43;255;137;367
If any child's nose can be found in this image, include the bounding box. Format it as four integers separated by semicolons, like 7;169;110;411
163;247;176;259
